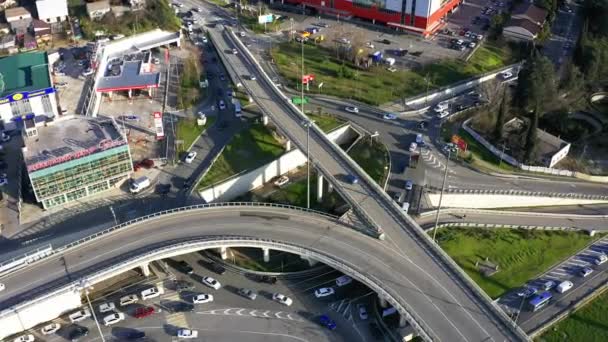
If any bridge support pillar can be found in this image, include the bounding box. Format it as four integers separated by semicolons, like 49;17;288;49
379;295;389;308
285;140;291;151
262;115;269;126
399;315;407;327
262;248;270;263
317;174;324;202
140;262;151;277
219;246;228;260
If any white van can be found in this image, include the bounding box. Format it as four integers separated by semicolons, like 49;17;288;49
336;275;353;287
130;176;151;194
556;280;573;294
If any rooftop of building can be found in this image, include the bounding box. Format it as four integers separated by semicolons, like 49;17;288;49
96;51;160;92
86;0;111;12
0;52;51;99
512;2;548;24
23;115;126;171
5;6;31;20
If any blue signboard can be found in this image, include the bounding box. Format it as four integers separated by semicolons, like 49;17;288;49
0;87;55;105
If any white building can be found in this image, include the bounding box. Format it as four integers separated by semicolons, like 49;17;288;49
36;0;69;24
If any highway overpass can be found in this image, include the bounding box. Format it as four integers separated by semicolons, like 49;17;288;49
207;27;528;341
0;204;527;341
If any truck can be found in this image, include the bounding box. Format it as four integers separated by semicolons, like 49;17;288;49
371;51;383;63
130;176;151;194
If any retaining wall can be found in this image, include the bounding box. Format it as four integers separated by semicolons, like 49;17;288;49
426;193;608;209
198;124;356;202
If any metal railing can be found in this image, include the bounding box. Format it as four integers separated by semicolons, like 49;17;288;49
223;28;529;341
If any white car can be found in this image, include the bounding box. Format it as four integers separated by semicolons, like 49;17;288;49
185;151;197;163
501;71;513;79
218;100;226;110
437;109;450;119
98;302;116;313
382;113;397;120
192;294;214;304
103;312;125;326
580;266;593;277
336;275;353;287
409;142;418;152
40;323;61;335
358;304;368;320
202;276;221;290
239;31;246;37
345;106;359;113
274;175;289;187
201;36;208;43
314;287;335;298
273;293;293;306
232;48;238;54
177;329;198;338
69;309;91;323
249;75;257;81
141;286;162;300
0;283;5;291
595;254;608;265
13;335;34;342
119;294;138;306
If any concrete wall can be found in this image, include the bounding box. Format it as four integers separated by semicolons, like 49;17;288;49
403;63;521;109
0;290;82;339
199;124;355;202
427;193;608;209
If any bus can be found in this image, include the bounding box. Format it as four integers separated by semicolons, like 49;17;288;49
233;99;242;117
528;291;552;312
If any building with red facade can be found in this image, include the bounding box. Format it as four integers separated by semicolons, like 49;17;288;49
283;0;462;35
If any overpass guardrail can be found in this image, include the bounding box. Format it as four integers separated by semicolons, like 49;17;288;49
223;28;529;341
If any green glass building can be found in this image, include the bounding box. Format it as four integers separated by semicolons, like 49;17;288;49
23;116;134;209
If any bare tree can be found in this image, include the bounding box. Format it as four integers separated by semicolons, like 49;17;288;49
348;31;366;64
479;80;504;106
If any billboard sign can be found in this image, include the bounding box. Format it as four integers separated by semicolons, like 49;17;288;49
0;87;55;105
258;14;273;24
153;112;164;140
302;74;315;84
451;134;467;151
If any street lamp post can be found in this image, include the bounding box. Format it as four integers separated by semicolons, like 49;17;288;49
78;280;106;342
432;143;456;242
302;120;312;209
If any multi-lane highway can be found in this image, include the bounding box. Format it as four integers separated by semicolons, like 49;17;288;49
0;205;525;341
206;26;527;341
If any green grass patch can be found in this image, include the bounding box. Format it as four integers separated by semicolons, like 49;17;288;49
176;117;216;153
436;228;598;299
270;42;514;105
348;139;389;185
198;124;285;188
539;289;608;342
306;113;345;132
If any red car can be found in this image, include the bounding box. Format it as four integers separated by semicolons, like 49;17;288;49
134;306;156;319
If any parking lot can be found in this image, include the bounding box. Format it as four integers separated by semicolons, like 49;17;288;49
52;46;92;115
497;234;608;332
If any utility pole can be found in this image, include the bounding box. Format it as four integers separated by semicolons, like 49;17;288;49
432;144;456;242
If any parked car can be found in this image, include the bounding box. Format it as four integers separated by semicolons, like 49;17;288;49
381;38;391;44
358;304;369;320
69;309;91;323
542;280;557;291
383;113;397;120
336;275;353;287
556;280;573;293
201;260;227;275
104;312;125;326
345;106;359;113
405;180;413;191
319;314;337;330
254;274;277;284
238;288;258;300
175;280;195;292
119;294;138;306
125;330;146;339
14;335;35;342
98;302;116;313
516;286;537;298
40;323;61;335
314;287;335;298
177;329;198;339
273;293;293;306
68;325;89;341
141;287;162;300
202;276;221;290
218;100;226;110
595;254;608;265
580;266;593;277
274;175;289;187
134;306;156;319
192;294;214;304
184;151;197;164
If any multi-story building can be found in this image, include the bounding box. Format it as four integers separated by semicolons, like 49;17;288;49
0;52;58;128
284;0;461;35
22;115;134;209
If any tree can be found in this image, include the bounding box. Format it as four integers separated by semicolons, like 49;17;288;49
494;88;509;142
560;62;585;96
524;107;539;164
515;51;557;114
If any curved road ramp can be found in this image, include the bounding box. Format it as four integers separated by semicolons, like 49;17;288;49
0;204;528;341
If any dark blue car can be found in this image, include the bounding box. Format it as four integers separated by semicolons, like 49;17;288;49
319;314;337;330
